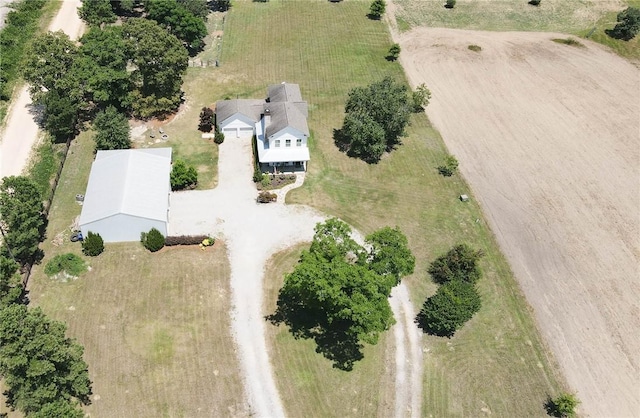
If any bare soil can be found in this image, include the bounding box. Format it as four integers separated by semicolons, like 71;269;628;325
398;28;639;417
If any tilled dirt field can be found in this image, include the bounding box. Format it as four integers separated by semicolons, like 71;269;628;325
398;28;639;417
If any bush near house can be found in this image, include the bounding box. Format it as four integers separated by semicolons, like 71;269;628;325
81;232;104;256
171;160;198;190
199;107;214;132
257;191;277;203
141;228;165;252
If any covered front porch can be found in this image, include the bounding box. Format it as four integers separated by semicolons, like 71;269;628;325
260;161;306;173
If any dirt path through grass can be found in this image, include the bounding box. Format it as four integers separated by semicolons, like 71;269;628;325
397;27;639;417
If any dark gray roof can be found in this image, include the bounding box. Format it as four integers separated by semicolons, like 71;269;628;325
215;99;264;123
268;83;303;103
265;102;309;137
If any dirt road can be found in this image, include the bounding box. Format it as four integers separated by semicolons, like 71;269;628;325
398;28;639;417
0;0;84;178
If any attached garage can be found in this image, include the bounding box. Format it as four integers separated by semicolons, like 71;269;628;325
216;99;263;138
79;148;172;242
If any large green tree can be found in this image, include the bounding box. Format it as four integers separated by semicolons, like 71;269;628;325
40;89;79;143
78;0;117;26
0;305;92;414
122;18;188;118
340;76;411;162
428;243;484;285
341;110;386;163
416;280;482;337
74;26;132;111
93;106;131;151
270;219;414;370
0;176;44;265
145;0;207;52
23;32;79;103
30;399;85;418
178;0;210;18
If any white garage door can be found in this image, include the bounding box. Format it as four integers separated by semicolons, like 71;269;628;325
223;128;237;137
239;127;254;137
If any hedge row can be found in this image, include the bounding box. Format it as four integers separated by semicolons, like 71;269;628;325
165;235;210;246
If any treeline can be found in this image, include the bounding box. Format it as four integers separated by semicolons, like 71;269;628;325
0;177;92;417
0;0;47;105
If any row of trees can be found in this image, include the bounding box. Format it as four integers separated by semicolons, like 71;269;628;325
336;77;430;163
0;178;92;416
269;219;415;370
417;244;484;337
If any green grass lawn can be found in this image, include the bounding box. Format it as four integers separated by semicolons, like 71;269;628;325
394;0;640;60
219;1;565;416
25;132;246;417
19;0;569;415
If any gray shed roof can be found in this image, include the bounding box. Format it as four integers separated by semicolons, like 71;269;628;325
79;148;172;225
215;99;264;124
268;83;303;103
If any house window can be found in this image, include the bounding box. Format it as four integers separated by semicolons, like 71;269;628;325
296;138;302;147
275;140;280;147
285;139;291;147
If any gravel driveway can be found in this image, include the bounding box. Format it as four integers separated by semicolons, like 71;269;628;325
169;137;325;417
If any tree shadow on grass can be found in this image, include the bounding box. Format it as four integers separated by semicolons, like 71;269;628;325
266;309;364;371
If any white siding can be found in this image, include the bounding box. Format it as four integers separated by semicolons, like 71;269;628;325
268;126;307;148
220;113;256;138
81;214;166;243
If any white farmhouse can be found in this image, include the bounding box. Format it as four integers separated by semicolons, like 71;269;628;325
79;148;172;242
216;82;310;171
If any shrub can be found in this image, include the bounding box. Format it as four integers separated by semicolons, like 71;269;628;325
171;160;198;191
608;7;640;41
165;235;210;246
260;173;272;188
214;128;225;144
416;280;481;337
528;0;541;5
257;191;277;203
369;0;385;19
253;165;263;183
44;253;87;277
545;393;580;417
411;83;431;112
437;155;459;177
387;43;401;61
428;243;483;285
198;107;214;132
141;228;165;252
82;232;104;256
445;0;456;8
468;44;482;52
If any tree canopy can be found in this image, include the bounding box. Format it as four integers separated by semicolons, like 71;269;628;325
78;0;117;26
339;76;412;163
416;280;481;337
122;18;189;118
0;305;92;413
369;0;386;20
608;7;640;41
0;255;23;309
93;106;131;151
0;176;45;265
428;243;484;285
145;0;208;52
269;219;414;370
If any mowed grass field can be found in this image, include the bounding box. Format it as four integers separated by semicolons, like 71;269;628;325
394;0;640;60
26;132;247;417
220;1;565;416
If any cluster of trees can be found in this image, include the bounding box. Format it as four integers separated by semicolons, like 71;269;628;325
607;7;640;41
0;177;93;416
269;219;415;370
337;77;429;163
0;0;47;103
23;0;208;144
416;244;484;337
